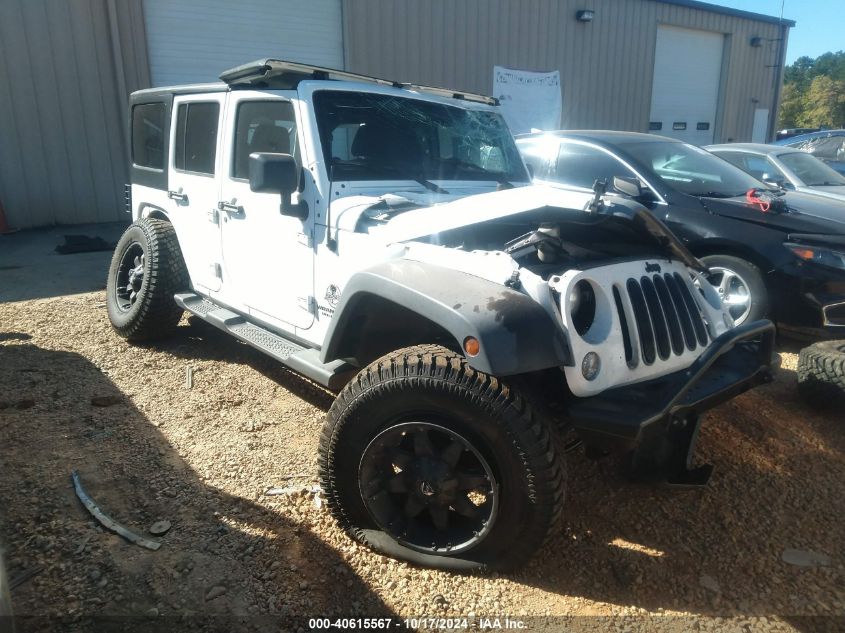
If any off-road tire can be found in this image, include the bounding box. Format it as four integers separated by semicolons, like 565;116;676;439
318;344;565;571
797;340;845;404
106;218;188;341
700;254;769;325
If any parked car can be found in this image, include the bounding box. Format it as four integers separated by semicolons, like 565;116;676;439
706;142;845;202
108;60;775;570
517;131;845;337
775;127;821;142
773;129;845;176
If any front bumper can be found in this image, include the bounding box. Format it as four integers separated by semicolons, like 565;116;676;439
568;319;776;483
770;259;845;334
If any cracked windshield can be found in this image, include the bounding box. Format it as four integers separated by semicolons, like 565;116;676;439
313;90;528;187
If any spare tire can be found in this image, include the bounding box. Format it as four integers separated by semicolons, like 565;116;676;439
797;340;845;404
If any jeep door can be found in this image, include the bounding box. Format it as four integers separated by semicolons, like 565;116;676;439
218;92;315;331
166;94;225;293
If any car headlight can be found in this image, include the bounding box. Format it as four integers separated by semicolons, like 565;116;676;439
785;243;845;271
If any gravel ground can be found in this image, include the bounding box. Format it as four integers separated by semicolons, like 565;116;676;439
1;292;843;632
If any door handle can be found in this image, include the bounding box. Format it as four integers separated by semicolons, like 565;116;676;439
167;190;188;202
218;201;244;217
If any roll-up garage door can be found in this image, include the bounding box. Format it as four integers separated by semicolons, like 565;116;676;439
143;0;344;87
649;25;724;145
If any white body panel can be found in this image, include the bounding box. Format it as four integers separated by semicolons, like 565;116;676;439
217;90;315;330
167;93;226;293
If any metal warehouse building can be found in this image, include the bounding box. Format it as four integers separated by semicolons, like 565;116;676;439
0;0;793;229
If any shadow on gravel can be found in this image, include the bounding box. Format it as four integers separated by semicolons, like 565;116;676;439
153;324;845;620
0;342;394;633
517;362;845;620
160;317;337;412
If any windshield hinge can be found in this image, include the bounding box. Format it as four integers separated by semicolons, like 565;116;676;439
298;295;316;314
297;232;313;248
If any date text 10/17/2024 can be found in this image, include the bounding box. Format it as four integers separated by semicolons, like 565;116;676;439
308;617;527;630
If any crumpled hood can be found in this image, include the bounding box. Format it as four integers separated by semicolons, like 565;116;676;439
368;185;601;242
346;184;706;272
700;192;845;234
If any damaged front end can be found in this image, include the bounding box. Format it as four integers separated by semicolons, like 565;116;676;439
337;185;776;485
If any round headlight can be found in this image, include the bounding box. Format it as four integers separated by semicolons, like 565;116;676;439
582;352;601;381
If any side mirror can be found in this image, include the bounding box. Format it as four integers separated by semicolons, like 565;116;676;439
761;173;787;189
613;175;656;202
249;153;308;220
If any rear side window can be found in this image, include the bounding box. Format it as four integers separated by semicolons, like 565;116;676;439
554;142;636;189
232;101;298;180
132;103;166;169
174;102;220;175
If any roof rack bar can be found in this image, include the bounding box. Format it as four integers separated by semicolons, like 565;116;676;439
219;59;498;106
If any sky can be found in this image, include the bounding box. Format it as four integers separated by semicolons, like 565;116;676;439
703;0;842;63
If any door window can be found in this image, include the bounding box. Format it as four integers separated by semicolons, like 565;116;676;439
174;102;220;175
232;101;299;180
554;142;637;189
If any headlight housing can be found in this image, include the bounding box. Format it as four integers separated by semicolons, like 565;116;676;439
785;243;845;271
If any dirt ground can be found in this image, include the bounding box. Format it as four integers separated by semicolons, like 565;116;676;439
1;291;843;632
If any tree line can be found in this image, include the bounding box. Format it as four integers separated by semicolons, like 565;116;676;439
779;51;845;130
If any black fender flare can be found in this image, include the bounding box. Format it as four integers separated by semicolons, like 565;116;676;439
319;260;571;376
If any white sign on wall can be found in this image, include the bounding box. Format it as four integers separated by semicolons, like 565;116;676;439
493;66;562;135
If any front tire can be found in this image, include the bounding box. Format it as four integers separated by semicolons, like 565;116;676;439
700;255;769;325
106;218;188;341
318;344;565;571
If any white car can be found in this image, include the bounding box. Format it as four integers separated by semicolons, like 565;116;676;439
707;142;845;202
107;59;774;570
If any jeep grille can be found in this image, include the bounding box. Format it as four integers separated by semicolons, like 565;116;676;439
619;273;710;367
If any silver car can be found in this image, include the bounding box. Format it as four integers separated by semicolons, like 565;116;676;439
706;142;845;202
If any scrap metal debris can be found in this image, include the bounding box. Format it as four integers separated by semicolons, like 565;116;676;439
8;565;43;591
55;235;114;255
184;366;193;390
265;484;321;497
73;534;93;555
90;395;122;407
148;520;172;536
71;470;161;551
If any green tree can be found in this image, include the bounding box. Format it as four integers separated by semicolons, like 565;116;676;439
778;83;803;128
798;75;845;128
779;50;845;128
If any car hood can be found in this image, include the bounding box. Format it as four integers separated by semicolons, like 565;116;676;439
360;184;707;272
699;191;845;234
804;185;845;201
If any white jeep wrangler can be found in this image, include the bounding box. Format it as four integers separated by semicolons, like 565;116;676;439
108;60;775;570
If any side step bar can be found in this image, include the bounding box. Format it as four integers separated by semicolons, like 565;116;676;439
175;292;355;390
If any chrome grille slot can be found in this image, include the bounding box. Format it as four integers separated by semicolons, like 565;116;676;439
623;273;711;366
673;272;709;346
640;275;671;360
612;285;634;367
626;279;656;365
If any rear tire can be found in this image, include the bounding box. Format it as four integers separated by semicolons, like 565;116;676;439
797;340;845;404
106;218;188;341
700;255;769;325
318;344;565;571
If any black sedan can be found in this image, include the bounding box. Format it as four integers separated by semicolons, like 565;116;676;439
516;131;845;337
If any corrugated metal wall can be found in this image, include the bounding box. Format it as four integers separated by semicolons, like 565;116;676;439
342;0;788;143
0;0;150;229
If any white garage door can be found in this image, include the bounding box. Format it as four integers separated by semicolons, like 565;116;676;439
143;0;344;87
649;25;724;145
